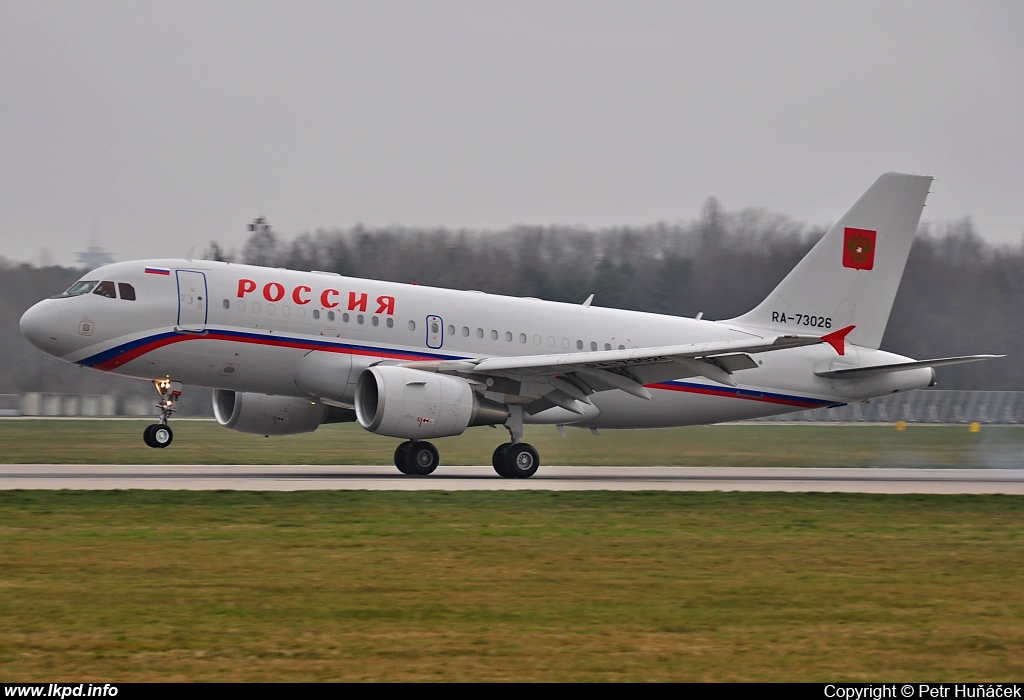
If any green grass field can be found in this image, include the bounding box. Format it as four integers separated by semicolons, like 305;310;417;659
3;419;1024;467
0;490;1022;681
2;423;1022;680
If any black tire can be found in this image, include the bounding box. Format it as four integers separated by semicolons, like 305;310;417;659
492;443;513;478
394;441;415;475
504;443;539;478
150;424;173;449
143;424;158;448
405;441;439;476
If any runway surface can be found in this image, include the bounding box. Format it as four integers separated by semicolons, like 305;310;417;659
2;464;1024;493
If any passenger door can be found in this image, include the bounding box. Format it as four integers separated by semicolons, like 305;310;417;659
176;270;208;331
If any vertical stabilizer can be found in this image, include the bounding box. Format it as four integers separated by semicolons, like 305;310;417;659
728;172;932;349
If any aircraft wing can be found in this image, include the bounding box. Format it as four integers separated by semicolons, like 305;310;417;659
814;355;1003;379
399;334;824;413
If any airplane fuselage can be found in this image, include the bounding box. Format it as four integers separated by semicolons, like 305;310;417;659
21;258;932;429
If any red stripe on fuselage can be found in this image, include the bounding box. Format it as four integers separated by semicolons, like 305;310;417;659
649;381;830;409
92;331;434;371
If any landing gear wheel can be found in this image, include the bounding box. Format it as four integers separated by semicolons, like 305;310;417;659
504;443;539;479
394;441;415;475
144;423;173;449
405;441;439;476
492;443;513;478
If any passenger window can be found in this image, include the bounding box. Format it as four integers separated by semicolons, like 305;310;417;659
222;299;230;309
604;343;611;351
519;333;527;344
476;328;484;338
343;313;350;323
504;331;512;342
93;281;116;298
409;320;416;331
590;341;598;351
118;283;137;301
386;318;394;328
313;309;320;320
576;340;584;350
372;316;379;327
358;315;364;325
462;326;469;337
328;311;335;321
447;324;455;335
491;330;499;340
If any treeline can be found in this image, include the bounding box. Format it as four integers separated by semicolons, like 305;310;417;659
229;200;824;320
2;200;1019;400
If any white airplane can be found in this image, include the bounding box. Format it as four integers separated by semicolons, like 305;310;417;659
20;173;998;477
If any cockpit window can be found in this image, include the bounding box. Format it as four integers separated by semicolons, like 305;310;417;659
93;281;117;298
64;281;98;296
118;283;136;301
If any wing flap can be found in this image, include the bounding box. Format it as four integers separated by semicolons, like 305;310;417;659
468;334;821;375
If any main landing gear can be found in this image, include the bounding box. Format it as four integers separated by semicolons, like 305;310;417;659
143;377;181;449
491;442;540;479
492;404;539;478
391;406;541;478
394;440;440;475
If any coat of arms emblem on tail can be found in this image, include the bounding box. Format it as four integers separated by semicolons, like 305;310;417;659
843;227;876;270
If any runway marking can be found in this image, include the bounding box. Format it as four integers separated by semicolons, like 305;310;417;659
2;465;1024;493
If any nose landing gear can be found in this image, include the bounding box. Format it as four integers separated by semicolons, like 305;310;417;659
143;377;181;449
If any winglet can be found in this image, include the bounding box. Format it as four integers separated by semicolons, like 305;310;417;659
821;325;855;356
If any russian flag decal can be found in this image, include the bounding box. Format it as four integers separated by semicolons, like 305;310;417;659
145;267;171;275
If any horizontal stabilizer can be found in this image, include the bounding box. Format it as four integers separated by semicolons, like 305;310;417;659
814;355;1003;379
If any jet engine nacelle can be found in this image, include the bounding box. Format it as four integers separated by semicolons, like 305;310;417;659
295;350;374;404
213;389;355;436
354;366;509;439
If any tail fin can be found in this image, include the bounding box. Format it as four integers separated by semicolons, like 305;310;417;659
729;172;932;349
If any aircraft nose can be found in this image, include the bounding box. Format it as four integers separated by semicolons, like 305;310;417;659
20;300;63;354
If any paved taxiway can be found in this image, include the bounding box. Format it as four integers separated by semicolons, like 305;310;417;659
1;465;1023;493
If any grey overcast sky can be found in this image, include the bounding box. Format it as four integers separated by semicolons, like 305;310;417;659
2;1;1023;266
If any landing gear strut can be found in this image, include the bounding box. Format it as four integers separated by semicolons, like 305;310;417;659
394;440;439;475
493;405;540;478
143;377;181;449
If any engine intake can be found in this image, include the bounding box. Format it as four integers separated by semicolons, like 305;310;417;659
354;366;509;439
213;389;355;436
